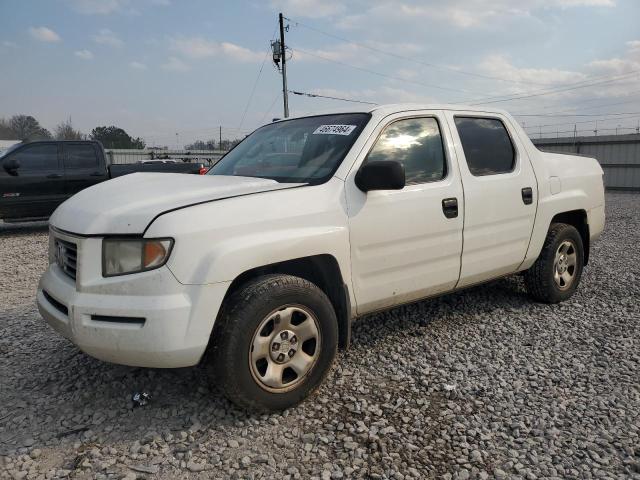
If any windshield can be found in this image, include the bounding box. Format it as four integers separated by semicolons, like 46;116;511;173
0;143;22;159
209;113;370;184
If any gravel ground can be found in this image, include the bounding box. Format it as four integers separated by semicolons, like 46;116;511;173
1;192;639;480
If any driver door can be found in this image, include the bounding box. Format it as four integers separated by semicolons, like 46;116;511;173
0;142;65;219
345;112;464;314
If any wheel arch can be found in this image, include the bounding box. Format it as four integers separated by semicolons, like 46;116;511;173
550;209;590;264
220;254;352;350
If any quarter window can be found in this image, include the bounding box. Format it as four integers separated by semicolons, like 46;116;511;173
366;117;446;185
65;144;98;169
454;117;515;176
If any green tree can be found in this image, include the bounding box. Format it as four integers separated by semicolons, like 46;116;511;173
90;126;146;149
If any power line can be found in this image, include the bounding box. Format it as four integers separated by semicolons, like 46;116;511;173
522;114;640;129
259;92;283;125
290;47;486;96
289;89;378;105
290;46;639;108
464;71;639;105
515;110;640;118
237;28;278;132
285;15;557;87
285;13;640;106
515;96;640;116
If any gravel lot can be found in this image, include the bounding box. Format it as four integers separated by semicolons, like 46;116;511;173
1;192;639;480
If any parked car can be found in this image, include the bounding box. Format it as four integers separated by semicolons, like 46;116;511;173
0;140;207;221
37;104;605;411
138;159;178;164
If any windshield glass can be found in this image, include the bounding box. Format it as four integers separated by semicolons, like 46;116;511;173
209;113;370;184
0;143;22;159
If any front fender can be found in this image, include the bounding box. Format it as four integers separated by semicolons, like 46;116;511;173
170;225;351;286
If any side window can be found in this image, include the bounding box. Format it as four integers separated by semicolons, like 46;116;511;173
65;144;98;169
454;117;515;176
11;144;58;171
366;117;446;185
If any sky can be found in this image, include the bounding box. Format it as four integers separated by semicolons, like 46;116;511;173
1;0;639;147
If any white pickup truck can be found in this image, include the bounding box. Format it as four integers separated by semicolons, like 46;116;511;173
37;104;605;411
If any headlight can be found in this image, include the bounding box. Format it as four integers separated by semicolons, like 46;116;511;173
102;238;173;277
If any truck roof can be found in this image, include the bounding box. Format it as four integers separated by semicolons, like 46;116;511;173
278;103;512;121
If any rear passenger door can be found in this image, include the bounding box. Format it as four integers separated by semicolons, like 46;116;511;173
63;142;107;196
445;113;538;288
0;142;65;219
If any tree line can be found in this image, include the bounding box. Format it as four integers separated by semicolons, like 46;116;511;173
184;138;242;151
0;114;145;149
1;114;245;151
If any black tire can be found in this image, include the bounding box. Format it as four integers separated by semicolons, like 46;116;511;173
208;274;338;412
524;223;584;304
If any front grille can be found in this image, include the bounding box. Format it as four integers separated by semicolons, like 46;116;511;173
54;238;78;281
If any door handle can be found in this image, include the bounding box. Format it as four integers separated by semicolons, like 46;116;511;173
89;172;103;176
521;187;533;205
442;197;458;218
46;173;62;179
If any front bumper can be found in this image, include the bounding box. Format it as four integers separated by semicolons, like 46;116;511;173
37;249;230;368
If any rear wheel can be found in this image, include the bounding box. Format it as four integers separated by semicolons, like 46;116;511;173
524;223;584;303
209;274;338;412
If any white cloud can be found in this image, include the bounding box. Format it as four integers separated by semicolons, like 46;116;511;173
161;56;189;72
74;49;94;60
28;26;61;43
2;40;18;48
170;37;263;62
269;0;345;18
337;0;616;30
626;40;640;51
129;61;148;70
478;54;586;88
93;28;124;47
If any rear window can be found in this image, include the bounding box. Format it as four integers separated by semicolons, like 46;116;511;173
454;117;515;176
65;144;98;169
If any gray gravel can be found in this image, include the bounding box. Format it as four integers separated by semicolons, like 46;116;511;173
1;193;639;480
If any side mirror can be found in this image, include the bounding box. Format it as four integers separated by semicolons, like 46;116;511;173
3;158;20;174
355;160;405;192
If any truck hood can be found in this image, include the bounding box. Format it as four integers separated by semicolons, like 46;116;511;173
50;173;302;235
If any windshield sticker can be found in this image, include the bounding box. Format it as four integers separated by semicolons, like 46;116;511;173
312;124;357;136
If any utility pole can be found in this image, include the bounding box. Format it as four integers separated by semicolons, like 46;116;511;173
219;126;222;150
271;13;289;118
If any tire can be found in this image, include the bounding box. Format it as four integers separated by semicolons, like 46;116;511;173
524;223;584;304
209;274;338;412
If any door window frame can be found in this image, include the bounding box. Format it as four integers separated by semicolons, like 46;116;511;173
9;142;61;172
62;142;100;170
358;114;452;188
451;114;520;178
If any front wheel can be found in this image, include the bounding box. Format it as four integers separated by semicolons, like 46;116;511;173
524;223;584;303
209;274;338;412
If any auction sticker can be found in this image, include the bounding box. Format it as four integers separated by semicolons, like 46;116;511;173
313;124;357;135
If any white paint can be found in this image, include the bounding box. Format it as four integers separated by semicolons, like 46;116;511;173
38;103;606;368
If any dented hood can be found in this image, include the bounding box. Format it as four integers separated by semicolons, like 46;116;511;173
50;173;301;235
